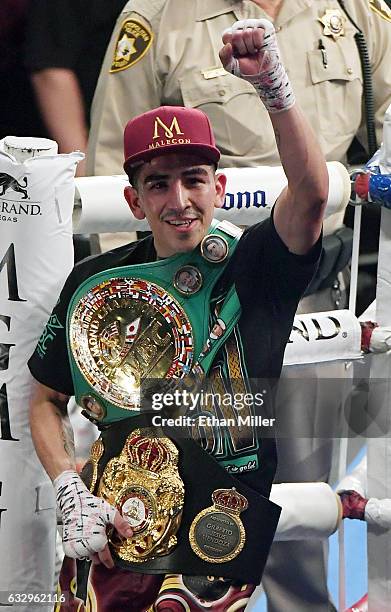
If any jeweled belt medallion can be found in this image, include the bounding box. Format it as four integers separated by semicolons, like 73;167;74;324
69;278;194;410
189;488;248;563
98;428;185;563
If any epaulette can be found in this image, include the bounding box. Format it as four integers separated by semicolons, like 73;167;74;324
369;0;391;23
122;0;168;23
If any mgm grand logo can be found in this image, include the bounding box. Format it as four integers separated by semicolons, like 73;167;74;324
149;116;191;150
0;174;42;222
0;173;28;199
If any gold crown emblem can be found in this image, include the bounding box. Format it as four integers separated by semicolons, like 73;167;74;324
126;428;179;472
212;488;248;515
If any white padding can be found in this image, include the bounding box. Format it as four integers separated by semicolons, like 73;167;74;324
271;482;340;540
283;309;362;365
73;161;350;233
0;137;83;607
365;498;391;529
336;456;367;498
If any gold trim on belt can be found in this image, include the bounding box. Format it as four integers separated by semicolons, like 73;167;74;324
97;428;185;563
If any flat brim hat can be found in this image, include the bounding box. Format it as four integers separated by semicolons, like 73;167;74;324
123;106;220;176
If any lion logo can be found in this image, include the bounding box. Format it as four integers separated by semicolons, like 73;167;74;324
0;173;28;199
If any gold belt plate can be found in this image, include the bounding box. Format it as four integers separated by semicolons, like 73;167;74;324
69;277;194;410
98;428;185;563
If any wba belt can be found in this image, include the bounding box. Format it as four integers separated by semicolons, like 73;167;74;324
80;414;281;585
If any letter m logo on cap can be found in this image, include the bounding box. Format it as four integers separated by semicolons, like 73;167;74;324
153;116;184;140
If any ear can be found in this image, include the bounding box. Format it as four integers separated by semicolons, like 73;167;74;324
124;186;146;220
214;172;227;209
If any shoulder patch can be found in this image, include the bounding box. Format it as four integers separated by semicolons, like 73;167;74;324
110;19;153;73
369;0;391;23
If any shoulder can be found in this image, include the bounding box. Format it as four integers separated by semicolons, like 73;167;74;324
237;216;275;252
71;235;155;287
108;1;172;73
368;0;391;23
121;0;169;23
344;0;391;29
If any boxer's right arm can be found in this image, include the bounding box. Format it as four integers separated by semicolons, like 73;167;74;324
29;378;75;481
29;379;133;567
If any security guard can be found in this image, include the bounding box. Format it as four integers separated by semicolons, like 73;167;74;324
88;0;391;177
88;0;391;301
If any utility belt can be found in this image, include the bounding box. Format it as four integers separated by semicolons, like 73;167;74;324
80;414;281;585
304;226;353;295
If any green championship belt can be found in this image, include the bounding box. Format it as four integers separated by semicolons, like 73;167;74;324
66;219;242;425
68;220;282;582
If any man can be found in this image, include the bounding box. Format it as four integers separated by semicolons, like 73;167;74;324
87;0;391;308
24;0;126;177
86;4;391;609
88;0;391;175
28;20;327;611
0;0;47;141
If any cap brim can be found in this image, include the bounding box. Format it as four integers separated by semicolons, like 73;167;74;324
123;143;220;176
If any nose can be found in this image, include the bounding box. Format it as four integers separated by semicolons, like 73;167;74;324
170;180;189;212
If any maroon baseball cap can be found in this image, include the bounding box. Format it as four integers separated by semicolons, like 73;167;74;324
123;106;220;175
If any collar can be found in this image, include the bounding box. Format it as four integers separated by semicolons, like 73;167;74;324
196;0;314;27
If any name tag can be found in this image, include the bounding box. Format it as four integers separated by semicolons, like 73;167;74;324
202;67;228;80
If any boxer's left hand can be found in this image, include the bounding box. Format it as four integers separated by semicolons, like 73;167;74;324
219;19;295;113
220;18;274;77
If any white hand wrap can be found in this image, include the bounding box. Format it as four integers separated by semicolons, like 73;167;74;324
54;470;117;559
365;498;391;529
224;19;295;113
271;482;340;540
370;326;391;352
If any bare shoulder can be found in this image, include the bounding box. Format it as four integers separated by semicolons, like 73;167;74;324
30;379;70;413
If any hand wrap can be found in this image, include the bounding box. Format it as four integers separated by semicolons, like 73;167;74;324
54;469;117;559
224;19;295;113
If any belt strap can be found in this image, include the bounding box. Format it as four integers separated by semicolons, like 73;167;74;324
80;415;281;585
66;220;242;424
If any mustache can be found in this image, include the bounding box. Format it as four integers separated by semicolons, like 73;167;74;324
160;211;201;221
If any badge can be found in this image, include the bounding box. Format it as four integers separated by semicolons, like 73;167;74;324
81;394;106;423
370;0;391;23
98;428;185;562
110;19;153;73
189;488;248;563
69;278;194;411
318;9;346;39
200;235;228;263
173;265;203;295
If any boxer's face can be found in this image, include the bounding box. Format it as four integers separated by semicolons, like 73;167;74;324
124;153;226;257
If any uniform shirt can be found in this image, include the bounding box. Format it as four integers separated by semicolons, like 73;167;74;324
24;0;126;124
88;0;391;175
28;214;320;497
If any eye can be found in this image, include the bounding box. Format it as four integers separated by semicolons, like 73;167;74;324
150;181;167;190
187;176;204;186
